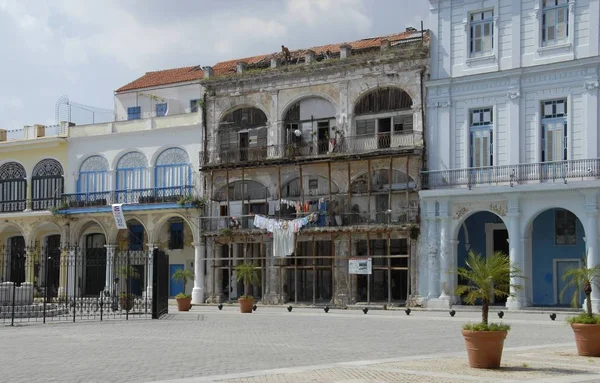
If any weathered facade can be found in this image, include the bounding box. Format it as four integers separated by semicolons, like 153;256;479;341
199;31;429;306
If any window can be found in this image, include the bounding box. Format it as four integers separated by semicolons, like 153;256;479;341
308;178;318;190
470;10;494;57
127;106;141;120
541;99;567;162
190;99;201;113
129;224;144;250
77;155;109;193
169;222;184;250
542;0;569;46
156;103;167;117
555;209;576;245
469;108;493;167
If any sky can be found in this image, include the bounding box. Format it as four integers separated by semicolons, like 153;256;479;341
0;0;429;130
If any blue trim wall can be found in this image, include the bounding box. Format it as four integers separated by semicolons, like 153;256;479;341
531;209;585;306
457;211;499;269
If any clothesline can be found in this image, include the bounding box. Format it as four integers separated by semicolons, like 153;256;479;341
253;213;320;258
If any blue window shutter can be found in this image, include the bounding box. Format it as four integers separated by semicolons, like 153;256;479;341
129;224;144;250
156;103;167;117
127;106;141;120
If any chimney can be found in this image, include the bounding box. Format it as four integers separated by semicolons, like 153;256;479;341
340;44;352;59
305;50;315;64
0;129;6;142
236;62;247;74
271;57;280;68
203;66;213;79
34;124;46;138
380;39;391;51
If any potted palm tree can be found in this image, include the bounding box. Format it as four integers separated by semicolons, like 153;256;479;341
172;268;195;311
560;260;600;356
457;250;520;369
235;262;260;313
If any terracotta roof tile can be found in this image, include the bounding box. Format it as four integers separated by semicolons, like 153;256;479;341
115;66;204;92
115;30;425;92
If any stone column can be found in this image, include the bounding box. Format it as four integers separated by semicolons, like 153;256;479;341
506;211;525;310
449;239;460;304
58;248;68;299
439;216;451;299
207;239;224;303
427;216;440;299
333;237;350;306
145;243;155;299
67;247;77;299
586;207;600;312
191;241;205;304
104;245;117;295
25;247;37;284
263;240;287;304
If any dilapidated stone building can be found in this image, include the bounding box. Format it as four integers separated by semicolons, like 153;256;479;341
199;29;429;306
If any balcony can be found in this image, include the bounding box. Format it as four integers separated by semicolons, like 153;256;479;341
61;186;194;209
200;132;422;168
200;209;418;233
422;159;600;190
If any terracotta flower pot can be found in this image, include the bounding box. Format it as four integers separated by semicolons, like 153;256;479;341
120;295;134;311
238;297;254;313
462;330;508;369
571;323;600;356
176;297;192;312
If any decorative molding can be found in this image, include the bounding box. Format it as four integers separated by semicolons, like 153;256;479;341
507;90;520;100
453;206;469;220
489;202;506;217
584;81;600;91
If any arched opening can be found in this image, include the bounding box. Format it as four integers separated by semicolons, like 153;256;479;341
113;219;148;297
457;211;509;306
83;232;106;297
283;97;337;156
219;107;268;162
43;234;62;298
529;208;585;307
4;235;26;286
214;180;270;229
154;216;195;297
350;169;417;225
0;162;27;212
116;152;148;203
154;148;192;202
32;159;64;211
353;87;413;149
77;155;109;206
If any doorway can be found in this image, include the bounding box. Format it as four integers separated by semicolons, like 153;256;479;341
45;235;61;296
8;236;25;286
169;264;184;297
239;132;249;161
486;224;509;305
84;234;106;297
317;122;329;155
377;118;391;149
555;259;581;306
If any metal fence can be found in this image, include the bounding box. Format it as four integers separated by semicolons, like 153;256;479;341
0;246;159;325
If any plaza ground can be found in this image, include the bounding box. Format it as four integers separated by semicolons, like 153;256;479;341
1;306;600;382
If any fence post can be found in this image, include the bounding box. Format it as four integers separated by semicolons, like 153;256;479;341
43;247;48;324
126;250;130;321
73;248;77;323
11;278;16;327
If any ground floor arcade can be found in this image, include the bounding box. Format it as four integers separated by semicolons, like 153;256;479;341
418;184;600;311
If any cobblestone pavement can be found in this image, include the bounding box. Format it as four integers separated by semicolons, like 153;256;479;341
0;306;596;383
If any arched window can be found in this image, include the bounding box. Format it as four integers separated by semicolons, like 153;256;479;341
353;88;413;149
116;152;147;191
219;107;268;162
155;148;191;198
77;156;109;193
351;169;416;194
0;162;27;212
283;97;336;155
32;159;64;210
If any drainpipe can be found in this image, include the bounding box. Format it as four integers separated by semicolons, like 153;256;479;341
201;89;208;303
418;65;427;223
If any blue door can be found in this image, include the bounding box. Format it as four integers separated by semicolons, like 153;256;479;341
557;260;581;306
170;264;184;297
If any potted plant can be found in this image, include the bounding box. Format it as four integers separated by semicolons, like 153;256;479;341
172;268;195;311
456;250;520;369
235;262;260;313
118;265;140;311
560;260;600;356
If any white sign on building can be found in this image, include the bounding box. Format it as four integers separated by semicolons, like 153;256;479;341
111;204;127;230
349;257;372;275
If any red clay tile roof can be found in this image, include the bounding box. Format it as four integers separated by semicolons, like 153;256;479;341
115;30;423;92
116;66;204;92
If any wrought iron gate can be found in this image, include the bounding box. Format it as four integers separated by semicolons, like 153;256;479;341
152;249;169;319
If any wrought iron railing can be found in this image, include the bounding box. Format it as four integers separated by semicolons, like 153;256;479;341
32;197;62;211
200;209;418;232
0;200;27;213
200;132;421;166
62;186;194;208
422;159;600;189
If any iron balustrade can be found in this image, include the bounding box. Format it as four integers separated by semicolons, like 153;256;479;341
422;159;600;189
32;197;62;211
0;199;26;213
199;132;421;166
62;186;194;208
200;210;418;232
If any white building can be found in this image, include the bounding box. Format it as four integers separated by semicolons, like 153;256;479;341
420;0;600;311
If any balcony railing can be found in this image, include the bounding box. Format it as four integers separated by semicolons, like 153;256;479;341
0;200;27;213
200;132;421;167
62;186;193;208
200;209;418;232
422;159;600;190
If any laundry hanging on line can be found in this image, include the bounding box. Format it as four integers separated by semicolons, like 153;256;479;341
253;214;319;258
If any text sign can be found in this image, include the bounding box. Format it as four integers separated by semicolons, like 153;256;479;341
111;204;127;230
349;257;372;275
